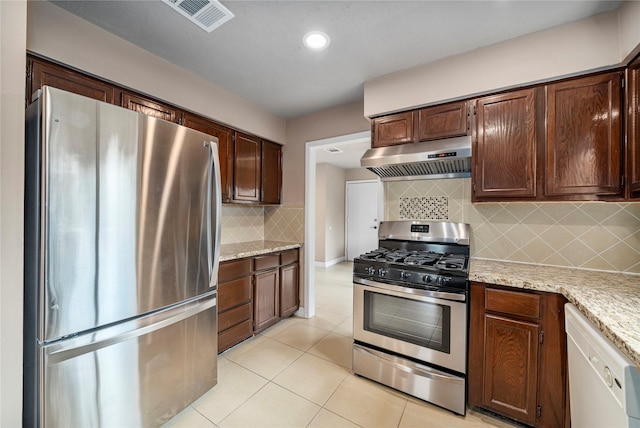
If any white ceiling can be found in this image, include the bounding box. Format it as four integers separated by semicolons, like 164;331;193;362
314;138;372;169
49;0;623;169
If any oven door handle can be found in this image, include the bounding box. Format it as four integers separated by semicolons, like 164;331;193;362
354;277;466;302
354;344;464;385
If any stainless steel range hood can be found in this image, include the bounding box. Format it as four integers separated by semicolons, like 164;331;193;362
360;135;472;181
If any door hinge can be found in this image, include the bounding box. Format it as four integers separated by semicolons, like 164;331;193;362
621;175;625;189
621;76;625;89
539;331;544;344
537;405;542;418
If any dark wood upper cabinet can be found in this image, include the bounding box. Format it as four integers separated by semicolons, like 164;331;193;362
545;72;623;197
26;54;282;205
234;132;261;202
473;89;539;200
417;101;469;141
628;57;640;199
261;140;282;205
27;57;116;105
183;113;234;203
121;92;181;124
371;111;415;147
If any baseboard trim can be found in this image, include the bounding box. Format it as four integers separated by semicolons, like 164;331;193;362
314;257;345;268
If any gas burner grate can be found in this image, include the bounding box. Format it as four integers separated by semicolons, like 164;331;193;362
404;252;438;265
435;256;466;271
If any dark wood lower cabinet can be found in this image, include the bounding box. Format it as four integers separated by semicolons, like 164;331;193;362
279;250;299;318
218;248;300;352
253;268;280;333
217;260;253;353
483;315;540;425
469;282;568;428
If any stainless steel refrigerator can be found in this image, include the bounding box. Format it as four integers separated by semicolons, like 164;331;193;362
24;86;221;427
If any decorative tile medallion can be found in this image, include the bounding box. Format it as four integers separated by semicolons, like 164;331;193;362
399;196;448;220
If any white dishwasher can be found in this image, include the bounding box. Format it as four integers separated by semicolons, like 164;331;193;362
565;303;640;428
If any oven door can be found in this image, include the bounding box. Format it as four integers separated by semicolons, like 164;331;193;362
353;278;467;374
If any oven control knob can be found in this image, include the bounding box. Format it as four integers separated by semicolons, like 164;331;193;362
400;271;410;280
424;275;433;284
437;277;448;286
378;267;388;276
365;266;375;275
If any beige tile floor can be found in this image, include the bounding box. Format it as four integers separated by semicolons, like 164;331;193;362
165;262;517;428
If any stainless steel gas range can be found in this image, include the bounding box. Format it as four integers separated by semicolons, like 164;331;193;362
352;220;471;416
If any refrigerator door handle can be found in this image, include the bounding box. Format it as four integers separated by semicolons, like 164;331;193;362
47;294;216;365
205;140;222;288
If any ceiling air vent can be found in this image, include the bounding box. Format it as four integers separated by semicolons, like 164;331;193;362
162;0;234;33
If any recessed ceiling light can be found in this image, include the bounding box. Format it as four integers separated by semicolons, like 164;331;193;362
303;31;330;50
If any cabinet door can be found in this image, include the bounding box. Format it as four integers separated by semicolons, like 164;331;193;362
371;112;414;147
279;263;299;318
628;57;640;198
28;57;116;105
261;140;282;205
546;73;623;197
183;113;234;202
483;314;540;426
234;132;261;202
121;92;181;123
253;268;279;332
473;89;538;200
417;101;469;141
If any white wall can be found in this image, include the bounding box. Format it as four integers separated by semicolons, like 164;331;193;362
1;1;27;425
315;166;327;262
285;101;371;206
315;163;347;264
27;1;286;144
323;164;346;263
619;0;640;62
364;5;638;117
346;168;378;182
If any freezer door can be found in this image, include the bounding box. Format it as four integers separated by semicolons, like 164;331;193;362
34;87;221;342
38;293;217;428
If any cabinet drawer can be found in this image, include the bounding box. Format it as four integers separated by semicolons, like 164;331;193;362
218;319;253;353
218;302;252;332
219;276;252;312
280;248;299;266
219;259;252;282
485;288;541;319
254;254;280;271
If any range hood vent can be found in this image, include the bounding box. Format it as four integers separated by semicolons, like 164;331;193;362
162;0;234;33
360;135;472;181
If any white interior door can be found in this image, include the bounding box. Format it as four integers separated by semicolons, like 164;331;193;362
346;180;381;260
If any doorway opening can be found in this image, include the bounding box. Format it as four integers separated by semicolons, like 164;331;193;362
303;131;370;319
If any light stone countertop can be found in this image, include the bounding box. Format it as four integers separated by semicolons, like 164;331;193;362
219;240;302;262
470;258;640;368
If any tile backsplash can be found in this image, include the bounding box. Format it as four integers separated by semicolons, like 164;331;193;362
221;205;264;244
385;179;465;222
265;206;305;243
385;178;640;274
221;205;304;245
